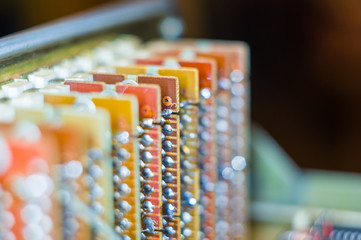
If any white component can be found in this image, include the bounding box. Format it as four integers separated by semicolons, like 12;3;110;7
52;60;77;79
92;66;116;73
133;49;151;59
65;73;93;82
28;69;56;88
10;93;44;108
111;58;135;67
74;53;95;72
39;84;70;94
163;58;181;68
146;66;159;75
112;40;138;58
0;104;15;123
126;74;138;81
179;48;196;60
2;80;34;98
93;44;115;65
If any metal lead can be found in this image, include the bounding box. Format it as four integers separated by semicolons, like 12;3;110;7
164;203;175;219
143;217;155;234
141;135;154;146
142;168;154;179
120;218;131;229
142;201;154;213
162;124;173;135
163;156;175;167
164;226;176;236
141;151;153;163
164;172;174;183
163;140;173;151
143;184;154;195
164;188;175;198
116;148;130;161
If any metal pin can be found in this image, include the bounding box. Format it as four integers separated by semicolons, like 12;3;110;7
163;156;175;167
181;212;192;223
113;175;121;185
181;175;194;185
139;143;145;151
143;184;154;195
118;201;131;213
117;148;130;161
140;192;145;202
118;166;130;178
164;188;175;198
164;226;176;236
141;135;154;146
164;172;174;183
115;226;123;235
89;165;103;179
136;125;145;137
118;183;131;195
121;235;131;240
162;218;168;226
120;218;131;229
180;115;192;124
91;201;104;215
161;132;165;141
142;119;154;129
88;148;103;161
181;145;190;155
141;151;153;163
162;180;166;188
90;184;104;199
162;164;166;173
115;131;130;144
161;117;166;126
114;208;124;222
184;197;197;207
161;149;166;157
162;124;173;135
143;217;155;234
181;160;193;169
142;168;154;179
200;116;211;127
200;88;211;99
114;191;122;201
113;158;122;168
163;140;173;151
142;201;154;213
164;203;175;219
182;228;192;237
162;109;172;117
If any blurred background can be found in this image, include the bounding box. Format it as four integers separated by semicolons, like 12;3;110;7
2;0;361;238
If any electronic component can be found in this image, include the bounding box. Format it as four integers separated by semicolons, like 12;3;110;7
0;34;250;240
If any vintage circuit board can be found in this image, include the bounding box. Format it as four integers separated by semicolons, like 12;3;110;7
0;35;249;240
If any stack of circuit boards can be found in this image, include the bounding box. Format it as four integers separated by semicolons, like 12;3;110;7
0;35;249;240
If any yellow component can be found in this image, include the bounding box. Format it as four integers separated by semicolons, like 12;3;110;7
116;65;199;103
91;95;141;240
43;93;141;240
14;106;116;240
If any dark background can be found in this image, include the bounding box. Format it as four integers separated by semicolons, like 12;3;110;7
2;0;361;172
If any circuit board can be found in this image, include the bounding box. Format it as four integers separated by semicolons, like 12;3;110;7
0;35;250;240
